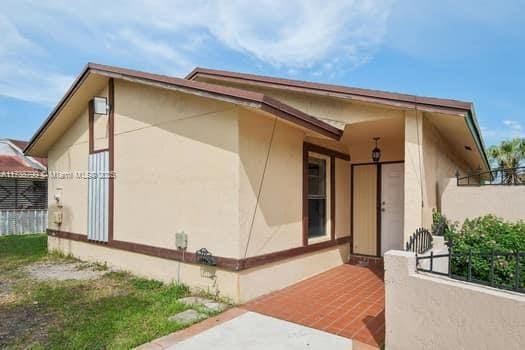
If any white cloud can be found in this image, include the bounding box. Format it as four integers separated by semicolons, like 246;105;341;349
0;14;74;104
0;64;73;105
503;120;522;132
0;0;394;105
481;120;525;145
204;1;390;68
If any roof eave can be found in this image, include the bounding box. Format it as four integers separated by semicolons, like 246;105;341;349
188;68;489;168
25;64;341;156
465;106;491;171
185;68;474;111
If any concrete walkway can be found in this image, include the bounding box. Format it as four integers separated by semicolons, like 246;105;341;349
166;311;352;350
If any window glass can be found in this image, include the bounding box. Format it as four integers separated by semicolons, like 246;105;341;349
308;156;327;238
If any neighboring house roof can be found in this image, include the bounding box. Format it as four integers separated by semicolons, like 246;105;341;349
24;63;342;156
0;139;46;177
186;67;489;170
0;155;37;172
7;139;47;167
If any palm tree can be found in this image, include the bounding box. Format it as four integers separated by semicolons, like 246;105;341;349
487;138;525;184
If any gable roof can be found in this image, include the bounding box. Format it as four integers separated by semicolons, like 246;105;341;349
24;63;342;156
6;139;47;167
0;155;38;173
186;67;490;170
8;139;28;151
0;139;46;176
186;67;473;113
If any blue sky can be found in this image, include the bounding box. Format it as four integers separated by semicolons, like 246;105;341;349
1;1;524;146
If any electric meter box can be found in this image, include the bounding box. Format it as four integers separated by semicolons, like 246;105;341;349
175;231;188;250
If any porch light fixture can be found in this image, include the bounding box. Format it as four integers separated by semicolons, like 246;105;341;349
372;137;381;162
93;96;109;115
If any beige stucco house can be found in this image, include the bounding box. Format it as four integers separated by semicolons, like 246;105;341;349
25;63;489;302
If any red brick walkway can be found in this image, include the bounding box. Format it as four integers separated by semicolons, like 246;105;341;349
244;264;385;348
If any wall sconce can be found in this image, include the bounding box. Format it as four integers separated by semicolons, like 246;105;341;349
195;248;216;266
93;96;109;115
372;137;381;162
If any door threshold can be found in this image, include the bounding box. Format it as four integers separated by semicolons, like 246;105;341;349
348;254;384;268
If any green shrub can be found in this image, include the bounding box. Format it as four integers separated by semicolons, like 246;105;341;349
445;215;525;289
431;210;450;236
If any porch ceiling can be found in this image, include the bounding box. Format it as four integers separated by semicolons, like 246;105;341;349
341;117;405;164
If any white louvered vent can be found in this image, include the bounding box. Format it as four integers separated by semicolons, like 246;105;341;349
88;151;109;242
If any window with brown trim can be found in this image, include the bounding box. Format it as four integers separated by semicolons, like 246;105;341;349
307;153;331;239
303;142;349;246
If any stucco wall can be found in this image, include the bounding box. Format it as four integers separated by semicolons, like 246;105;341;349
114;80;353;259
48;235;239;300
114;80;242;258
238;110;303;257
440;178;525;223
404;113;471;240
49;235;348;303
47;85;109;235
238;243;349;302
421;116;470;228
238;109;351;258
384;250;525;350
403;111;423;242
47;105;90;235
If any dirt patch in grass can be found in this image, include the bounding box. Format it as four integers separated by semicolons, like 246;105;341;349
0;305;50;349
0;280;17;305
0;280;12;295
0;235;228;349
25;262;106;281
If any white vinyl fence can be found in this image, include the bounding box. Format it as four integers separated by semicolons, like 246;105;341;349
0;209;48;235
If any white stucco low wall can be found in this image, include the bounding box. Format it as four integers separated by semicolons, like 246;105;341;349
384;250;525;350
440;178;525;223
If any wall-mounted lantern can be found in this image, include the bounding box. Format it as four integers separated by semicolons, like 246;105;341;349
195;248;216;266
372;137;381;162
93;96;109;115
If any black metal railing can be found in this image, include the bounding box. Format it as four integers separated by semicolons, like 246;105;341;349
416;248;524;293
457;166;525;186
406;228;433;254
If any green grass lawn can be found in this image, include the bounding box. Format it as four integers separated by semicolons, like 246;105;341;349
0;234;218;349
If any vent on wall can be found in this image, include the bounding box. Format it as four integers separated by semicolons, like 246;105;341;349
87;151;109;242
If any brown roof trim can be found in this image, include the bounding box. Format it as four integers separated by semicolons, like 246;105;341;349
89;64;341;139
185;67;474;112
25;64;341;155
